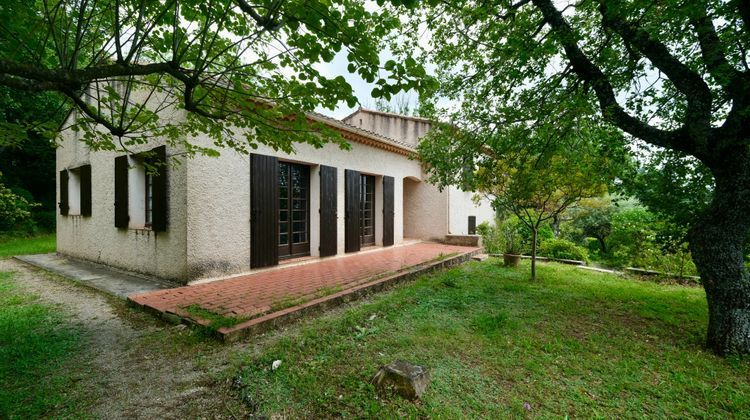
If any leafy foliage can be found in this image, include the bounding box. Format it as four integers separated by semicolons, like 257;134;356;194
0;0;436;155
477;218;524;254
0;172;37;231
619;148;715;230
419;115;627;279
405;0;750;352
538;238;589;263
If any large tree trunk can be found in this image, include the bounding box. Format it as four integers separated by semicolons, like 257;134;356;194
690;149;750;355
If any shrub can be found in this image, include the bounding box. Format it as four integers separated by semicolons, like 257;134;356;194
539;238;589;262
635;244;698;278
477;221;502;254
477;218;524;254
605;208;657;267
0;173;37;232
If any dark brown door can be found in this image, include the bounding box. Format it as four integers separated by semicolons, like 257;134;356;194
344;169;361;253
359;174;375;247
382;176;394;246
251;154;279;269
278;162;310;259
319;165;337;257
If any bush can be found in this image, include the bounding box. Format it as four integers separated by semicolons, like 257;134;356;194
477;218;524;254
634;244;698;278
605;208;657;267
539;238;589;262
477;221;502;254
0;173;37;232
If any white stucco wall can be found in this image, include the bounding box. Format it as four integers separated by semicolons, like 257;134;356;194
343;109;432;148
182;132;425;280
56;82;189;282
57;84;493;282
56;129;189;281
447;186;496;235
402;177;449;240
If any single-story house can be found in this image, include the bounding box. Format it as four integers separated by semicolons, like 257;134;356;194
56;106;495;284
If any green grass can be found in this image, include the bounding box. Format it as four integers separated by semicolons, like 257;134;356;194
0;233;56;258
233;259;750;418
0;271;86;418
184;304;249;330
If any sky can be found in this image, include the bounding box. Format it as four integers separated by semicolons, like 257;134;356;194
313;49;421;120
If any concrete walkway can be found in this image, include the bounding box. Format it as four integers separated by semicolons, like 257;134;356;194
129;242;479;340
15;253;177;298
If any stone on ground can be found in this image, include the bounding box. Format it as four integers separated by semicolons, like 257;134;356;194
371;360;431;400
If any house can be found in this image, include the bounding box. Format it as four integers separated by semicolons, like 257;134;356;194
56;106;495;284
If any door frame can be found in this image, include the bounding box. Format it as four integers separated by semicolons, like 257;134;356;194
278;160;311;260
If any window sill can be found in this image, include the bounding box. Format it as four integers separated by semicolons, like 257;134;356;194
129;227;153;232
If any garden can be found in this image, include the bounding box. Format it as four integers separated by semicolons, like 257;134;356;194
478;197;701;283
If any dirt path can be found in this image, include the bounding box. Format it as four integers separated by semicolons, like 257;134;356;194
0;259;250;419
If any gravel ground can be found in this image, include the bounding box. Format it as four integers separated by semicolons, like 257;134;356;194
0;258;251;419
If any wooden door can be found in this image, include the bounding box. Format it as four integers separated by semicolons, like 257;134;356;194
344;169;361;253
278;162;310;259
359;174;375;246
319;165;337;257
250;154;279;268
382;175;394;246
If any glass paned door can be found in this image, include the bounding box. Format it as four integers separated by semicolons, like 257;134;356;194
359;174;375;246
278;162;310;258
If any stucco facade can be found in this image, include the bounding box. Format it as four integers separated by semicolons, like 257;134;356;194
57;106;494;283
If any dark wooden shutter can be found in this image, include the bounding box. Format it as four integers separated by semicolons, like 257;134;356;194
114;155;129;228
468;216;477;234
382;175;394;246
59;170;69;216
344;169;361;253
250;154;279;268
150;145;168;232
319;165;337;257
80;164;92;217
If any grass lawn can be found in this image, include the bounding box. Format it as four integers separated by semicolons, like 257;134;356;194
0;271;86;418
0;233;56;258
234;259;750;418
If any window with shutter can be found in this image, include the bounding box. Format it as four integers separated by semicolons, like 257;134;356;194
59;170;69;216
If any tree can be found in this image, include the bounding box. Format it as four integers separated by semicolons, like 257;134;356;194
567;197;619;255
411;0;750;355
0;0;433;155
419;119;625;281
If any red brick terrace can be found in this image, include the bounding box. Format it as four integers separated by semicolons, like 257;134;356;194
129;242;479;340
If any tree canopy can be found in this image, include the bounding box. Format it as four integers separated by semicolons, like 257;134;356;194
0;0;434;155
408;0;750;355
420;117;627;280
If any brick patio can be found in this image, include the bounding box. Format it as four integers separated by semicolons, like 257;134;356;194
128;242;479;339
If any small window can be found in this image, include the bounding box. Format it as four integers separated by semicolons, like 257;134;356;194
127;157;149;229
67;168;81;215
115;146;166;231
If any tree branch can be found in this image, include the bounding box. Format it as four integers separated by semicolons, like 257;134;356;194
530;0;690;154
597;1;712;133
689;7;742;93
